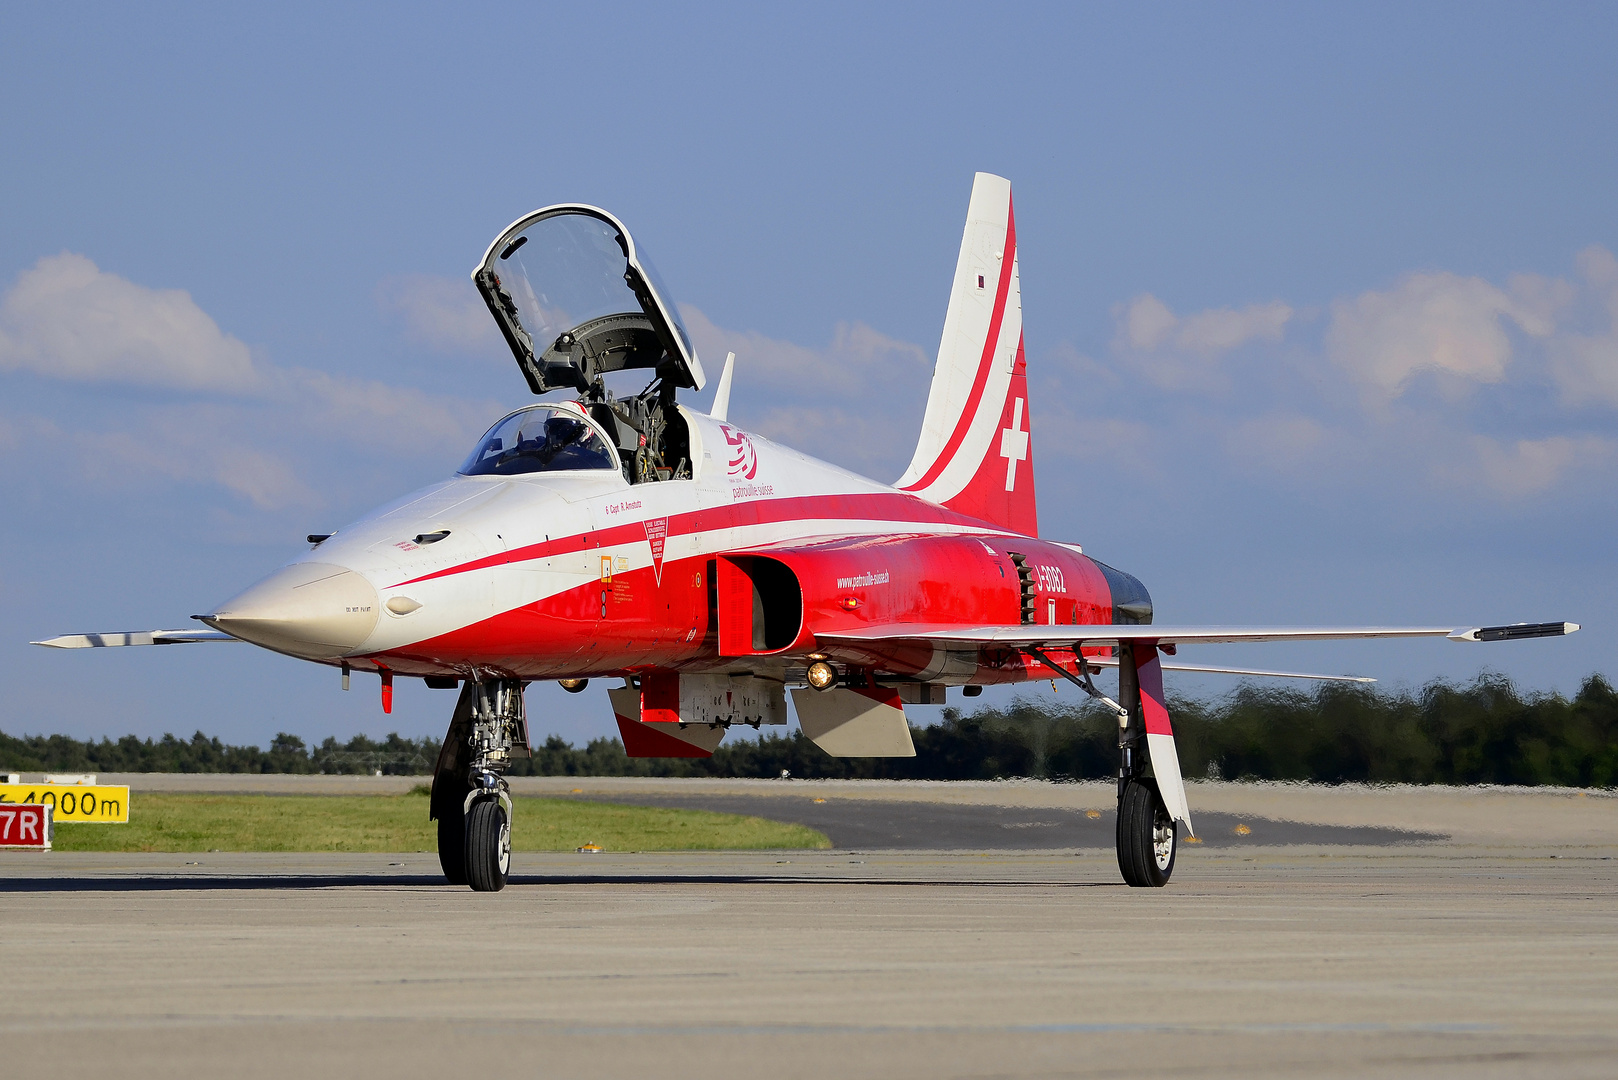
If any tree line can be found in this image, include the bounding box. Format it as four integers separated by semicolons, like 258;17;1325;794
4;673;1615;787
0;730;439;776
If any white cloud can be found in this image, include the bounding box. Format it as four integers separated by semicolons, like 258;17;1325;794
13;368;498;514
0;404;315;511
1036;411;1158;473
1076;249;1618;503
1044;341;1121;388
0;253;259;391
1118;294;1179;352
0;255;505;513
1577;244;1618;294
679;304;932;480
1545;246;1618;409
680;303;930;379
1449;434;1613;498
1178;302;1293;353
1325;271;1562;403
82;422;318;510
10;248;1617;517
1111;293;1292;389
376;274;501;355
274;368;497;457
1321;251;1618;416
1550;332;1618;407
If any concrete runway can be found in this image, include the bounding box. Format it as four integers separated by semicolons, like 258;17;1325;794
4;781;1616;1078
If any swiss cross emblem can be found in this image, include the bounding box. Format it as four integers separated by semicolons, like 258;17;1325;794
1000;397;1029;491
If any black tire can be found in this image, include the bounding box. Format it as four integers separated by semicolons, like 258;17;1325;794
464;798;511;892
437;807;467;886
1116;778;1176;888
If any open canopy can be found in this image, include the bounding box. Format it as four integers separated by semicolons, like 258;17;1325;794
473;205;705;395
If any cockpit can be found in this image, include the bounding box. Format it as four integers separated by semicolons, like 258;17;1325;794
458;404;618;477
472;204;703;486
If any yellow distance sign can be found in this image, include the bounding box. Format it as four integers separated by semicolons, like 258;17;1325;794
0;784;129;823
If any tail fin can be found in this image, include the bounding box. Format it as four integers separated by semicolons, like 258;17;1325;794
896;172;1037;536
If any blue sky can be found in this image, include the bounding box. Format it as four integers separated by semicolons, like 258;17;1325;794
2;3;1614;748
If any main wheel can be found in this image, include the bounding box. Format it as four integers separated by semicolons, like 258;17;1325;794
437;807;467;886
1116;778;1176;887
464;798;511;892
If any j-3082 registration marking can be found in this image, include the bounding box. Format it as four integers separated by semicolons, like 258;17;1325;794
1034;565;1067;593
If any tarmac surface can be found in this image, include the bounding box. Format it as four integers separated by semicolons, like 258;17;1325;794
4;779;1616;1078
570;790;1442;848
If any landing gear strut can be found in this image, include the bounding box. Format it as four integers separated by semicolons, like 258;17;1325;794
430;679;526;891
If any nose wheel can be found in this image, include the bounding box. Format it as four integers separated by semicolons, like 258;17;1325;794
464;797;511;892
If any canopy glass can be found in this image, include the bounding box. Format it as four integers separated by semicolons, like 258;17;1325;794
473;206;704;396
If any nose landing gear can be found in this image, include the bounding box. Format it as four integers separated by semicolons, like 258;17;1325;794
465;797;512;891
429;679;527;891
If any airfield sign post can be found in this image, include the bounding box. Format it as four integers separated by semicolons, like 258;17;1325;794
0;804;54;850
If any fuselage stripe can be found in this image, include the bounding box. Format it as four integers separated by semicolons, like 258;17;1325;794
386;490;1020;589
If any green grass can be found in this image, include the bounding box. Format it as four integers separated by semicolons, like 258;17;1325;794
48;792;830;853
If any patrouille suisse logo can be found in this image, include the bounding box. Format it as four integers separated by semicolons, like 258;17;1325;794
720;424;758;480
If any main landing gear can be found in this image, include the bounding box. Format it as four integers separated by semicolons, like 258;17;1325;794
1116;775;1176;887
1113;650;1175;887
1025;645;1176;887
430;679;525;891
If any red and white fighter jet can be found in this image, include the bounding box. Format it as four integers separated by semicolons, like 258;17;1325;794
37;174;1578;890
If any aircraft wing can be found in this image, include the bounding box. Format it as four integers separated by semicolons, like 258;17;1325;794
1076;656;1375;683
32;629;240;648
814;622;1577;680
816;621;1579;649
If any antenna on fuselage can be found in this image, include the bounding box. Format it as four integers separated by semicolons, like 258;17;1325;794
709;351;736;421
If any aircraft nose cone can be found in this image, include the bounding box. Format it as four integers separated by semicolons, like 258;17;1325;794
202;562;380;660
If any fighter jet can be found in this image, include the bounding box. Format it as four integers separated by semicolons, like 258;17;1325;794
36;174;1578;890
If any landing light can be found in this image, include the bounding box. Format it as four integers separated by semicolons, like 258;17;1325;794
806;661;837;691
558;678;589;693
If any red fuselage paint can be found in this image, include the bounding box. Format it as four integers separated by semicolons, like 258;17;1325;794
364;509;1116;687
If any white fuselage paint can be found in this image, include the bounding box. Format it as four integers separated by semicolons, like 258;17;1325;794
274;406;1017;670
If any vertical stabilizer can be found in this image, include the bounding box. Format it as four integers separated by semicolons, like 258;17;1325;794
897;173;1037;536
